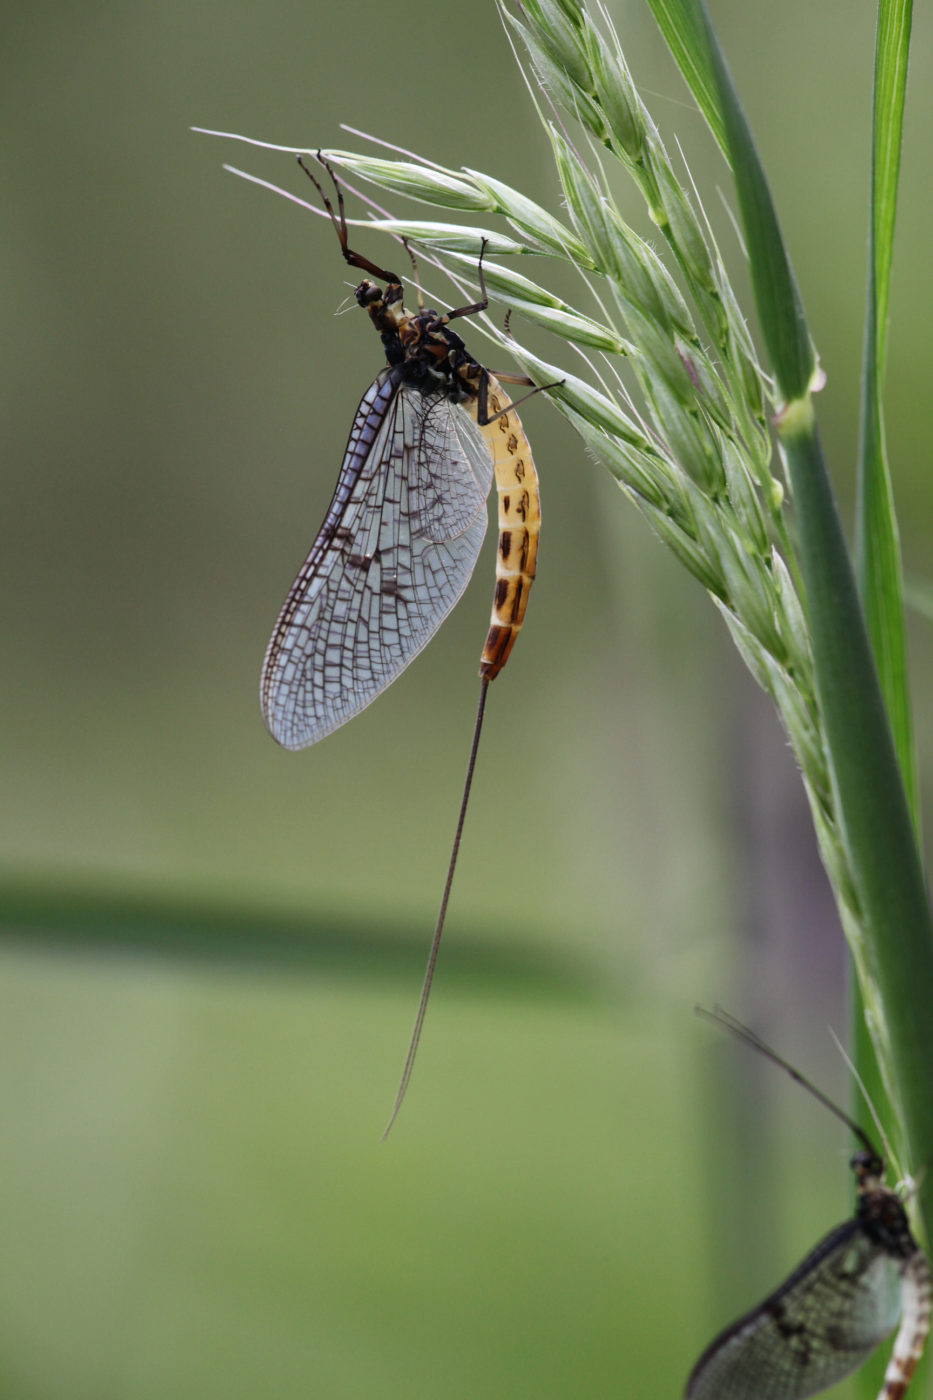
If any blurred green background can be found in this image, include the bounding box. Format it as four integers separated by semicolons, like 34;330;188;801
3;1;932;1396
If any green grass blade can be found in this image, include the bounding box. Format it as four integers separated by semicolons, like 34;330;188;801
641;0;726;155
781;418;933;1247
854;12;926;1387
855;0;917;825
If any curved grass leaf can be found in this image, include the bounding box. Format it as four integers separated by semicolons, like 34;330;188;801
855;0;917;826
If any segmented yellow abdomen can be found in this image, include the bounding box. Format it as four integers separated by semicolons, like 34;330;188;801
466;375;541;680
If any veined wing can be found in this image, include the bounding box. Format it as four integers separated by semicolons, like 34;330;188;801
261;367;493;749
686;1220;904;1400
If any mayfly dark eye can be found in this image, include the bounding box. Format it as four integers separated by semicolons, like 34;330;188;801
257;153;552;1132
686;1010;931;1400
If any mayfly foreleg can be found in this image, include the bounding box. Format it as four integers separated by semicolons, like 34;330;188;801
695;1006;879;1155
297;152;403;285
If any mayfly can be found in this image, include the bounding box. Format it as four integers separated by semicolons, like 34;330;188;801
686;1008;931;1400
255;152;549;1132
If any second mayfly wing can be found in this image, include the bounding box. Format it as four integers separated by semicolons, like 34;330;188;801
261;366;494;751
685;1219;904;1400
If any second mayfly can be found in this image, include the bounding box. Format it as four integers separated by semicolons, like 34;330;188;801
260;154;548;1131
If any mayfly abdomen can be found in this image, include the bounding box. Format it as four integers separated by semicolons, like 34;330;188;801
468;376;541;680
882;1251;932;1400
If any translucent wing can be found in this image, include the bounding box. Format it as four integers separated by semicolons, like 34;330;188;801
686;1221;904;1400
261;367;493;749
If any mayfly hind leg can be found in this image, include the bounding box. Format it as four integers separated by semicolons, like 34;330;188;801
464;293;564;425
473;367;563;426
